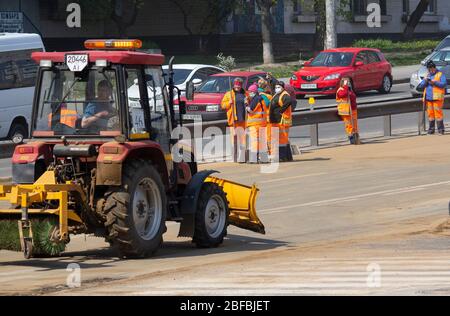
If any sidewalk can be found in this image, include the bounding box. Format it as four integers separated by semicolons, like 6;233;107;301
392;64;419;84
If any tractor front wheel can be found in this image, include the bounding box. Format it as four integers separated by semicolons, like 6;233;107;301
104;160;167;258
193;183;229;248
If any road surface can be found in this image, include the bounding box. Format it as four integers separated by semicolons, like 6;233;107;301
0;134;450;295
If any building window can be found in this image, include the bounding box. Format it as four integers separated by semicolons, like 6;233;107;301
293;0;301;14
352;0;387;16
425;0;436;14
402;0;409;15
293;0;315;15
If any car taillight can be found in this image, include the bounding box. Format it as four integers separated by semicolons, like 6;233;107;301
18;147;34;154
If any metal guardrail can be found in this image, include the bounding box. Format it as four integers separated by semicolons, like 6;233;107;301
185;96;450;147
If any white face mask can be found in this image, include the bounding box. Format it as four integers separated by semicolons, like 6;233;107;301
275;87;283;94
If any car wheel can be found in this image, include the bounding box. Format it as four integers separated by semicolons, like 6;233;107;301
378;75;392;94
9;123;27;144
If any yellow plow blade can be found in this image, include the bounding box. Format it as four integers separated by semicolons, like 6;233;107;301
206;176;265;234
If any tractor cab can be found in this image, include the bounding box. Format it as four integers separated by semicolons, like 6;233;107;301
0;39;265;259
31;39;171;147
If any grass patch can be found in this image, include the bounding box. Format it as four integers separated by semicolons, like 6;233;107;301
385;52;429;67
352;38;439;52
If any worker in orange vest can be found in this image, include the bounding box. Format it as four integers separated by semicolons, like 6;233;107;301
418;60;447;135
48;104;79;129
221;78;249;162
268;81;293;162
336;77;360;144
246;84;269;163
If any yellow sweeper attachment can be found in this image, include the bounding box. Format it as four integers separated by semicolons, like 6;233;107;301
206;176;265;234
0;170;84;258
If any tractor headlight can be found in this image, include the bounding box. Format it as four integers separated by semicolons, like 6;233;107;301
206;104;219;112
324;73;340;81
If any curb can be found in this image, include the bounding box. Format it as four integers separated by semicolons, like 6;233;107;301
393;78;410;85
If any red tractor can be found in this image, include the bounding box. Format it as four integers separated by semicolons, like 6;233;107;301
0;39;264;259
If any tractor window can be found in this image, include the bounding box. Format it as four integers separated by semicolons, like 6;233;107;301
34;68;120;136
145;66;171;153
126;69;148;135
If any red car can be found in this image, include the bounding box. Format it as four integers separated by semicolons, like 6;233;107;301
290;48;392;98
180;71;266;121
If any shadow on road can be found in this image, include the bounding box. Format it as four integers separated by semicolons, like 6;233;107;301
0;234;287;267
157;234;287;259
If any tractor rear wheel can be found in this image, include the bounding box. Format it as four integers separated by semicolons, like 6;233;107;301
193;183;229;248
104;160;167;258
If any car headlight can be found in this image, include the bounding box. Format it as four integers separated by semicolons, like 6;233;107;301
324;73;341;81
206;104;219;112
291;74;298;81
411;72;419;80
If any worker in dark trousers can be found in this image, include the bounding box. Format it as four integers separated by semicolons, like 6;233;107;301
268;81;293;162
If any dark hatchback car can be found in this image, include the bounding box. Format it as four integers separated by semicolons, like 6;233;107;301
178;71;266;121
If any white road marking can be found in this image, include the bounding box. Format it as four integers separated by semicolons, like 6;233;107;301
259;172;328;184
259;180;450;213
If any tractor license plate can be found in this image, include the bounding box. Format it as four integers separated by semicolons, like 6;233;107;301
182;114;202;121
65;54;88;72
301;84;317;89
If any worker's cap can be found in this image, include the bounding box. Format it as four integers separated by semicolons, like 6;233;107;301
233;78;244;88
426;60;437;69
248;84;259;93
275;80;285;88
257;78;268;87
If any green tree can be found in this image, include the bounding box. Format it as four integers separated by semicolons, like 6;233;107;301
403;0;430;39
255;0;277;64
169;0;239;52
298;0;351;52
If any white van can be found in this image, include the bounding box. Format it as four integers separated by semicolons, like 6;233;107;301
0;33;45;143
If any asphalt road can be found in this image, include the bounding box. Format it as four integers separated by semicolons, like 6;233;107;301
0;134;450;295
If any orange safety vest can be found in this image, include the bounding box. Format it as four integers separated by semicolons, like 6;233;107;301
336;87;351;116
247;96;268;127
423;71;445;101
278;90;292;127
221;90;249;126
48;106;78;128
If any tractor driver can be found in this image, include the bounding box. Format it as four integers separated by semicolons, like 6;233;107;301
81;80;116;130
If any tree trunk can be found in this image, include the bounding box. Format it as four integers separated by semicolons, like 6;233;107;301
403;0;430;40
111;0;139;38
324;0;337;49
260;4;274;64
313;0;326;52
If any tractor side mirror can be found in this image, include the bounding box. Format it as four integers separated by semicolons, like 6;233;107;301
186;81;195;101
